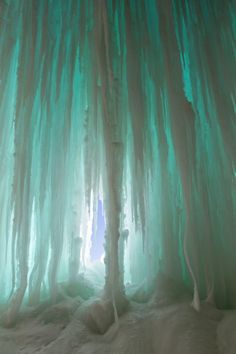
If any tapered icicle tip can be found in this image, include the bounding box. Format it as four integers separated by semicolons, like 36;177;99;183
1;310;17;329
191;286;201;312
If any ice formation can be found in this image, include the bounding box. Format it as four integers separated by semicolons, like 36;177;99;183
0;0;235;329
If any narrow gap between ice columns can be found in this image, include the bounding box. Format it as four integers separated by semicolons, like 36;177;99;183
83;199;105;288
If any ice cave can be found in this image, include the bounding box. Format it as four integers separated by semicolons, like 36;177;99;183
0;0;236;353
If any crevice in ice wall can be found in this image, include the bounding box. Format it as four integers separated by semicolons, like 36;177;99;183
0;0;235;326
90;199;105;262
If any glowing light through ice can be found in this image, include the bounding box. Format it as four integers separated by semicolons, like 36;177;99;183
90;199;105;262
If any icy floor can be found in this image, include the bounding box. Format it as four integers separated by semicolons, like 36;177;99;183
0;297;236;354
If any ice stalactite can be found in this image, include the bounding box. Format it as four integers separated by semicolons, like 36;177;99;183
0;0;236;327
158;0;201;311
91;1;125;301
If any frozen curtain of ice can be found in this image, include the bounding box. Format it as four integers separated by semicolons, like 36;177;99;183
0;0;235;326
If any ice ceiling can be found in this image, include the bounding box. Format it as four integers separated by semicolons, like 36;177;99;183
0;0;235;326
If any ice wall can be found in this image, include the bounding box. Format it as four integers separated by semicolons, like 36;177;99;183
0;0;235;325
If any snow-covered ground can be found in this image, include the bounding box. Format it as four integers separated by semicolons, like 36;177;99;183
0;293;236;354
